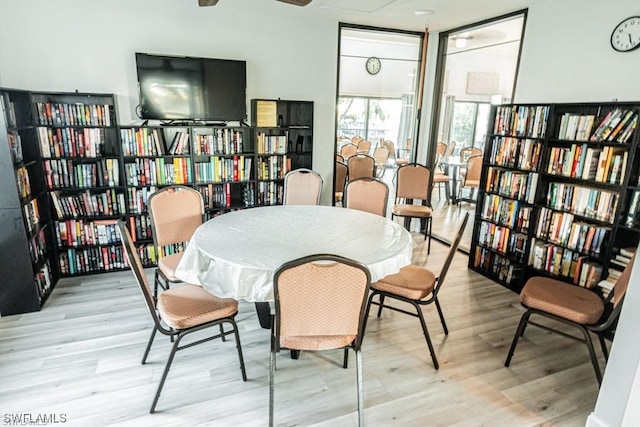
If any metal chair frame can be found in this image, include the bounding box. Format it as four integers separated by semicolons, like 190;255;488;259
363;212;469;369
269;254;371;427
117;220;247;413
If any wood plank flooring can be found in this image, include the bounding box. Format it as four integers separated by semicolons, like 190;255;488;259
0;235;601;426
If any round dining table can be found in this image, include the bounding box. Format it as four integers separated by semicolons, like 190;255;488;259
174;205;413;327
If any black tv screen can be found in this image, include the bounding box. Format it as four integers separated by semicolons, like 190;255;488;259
135;53;247;122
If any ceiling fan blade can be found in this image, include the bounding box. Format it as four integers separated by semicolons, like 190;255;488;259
277;0;313;6
198;0;219;6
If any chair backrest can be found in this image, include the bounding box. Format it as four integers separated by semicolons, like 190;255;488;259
336;153;345;163
357;139;371;154
340;143;358;159
395;163;431;201
351;136;364;145
436;142;447;156
462;155;483;185
445;140;457;157
613;252;636;308
117;220;165;331
434;212;469;295
345;177;389;217
382;140;396;160
273;254;371;352
373;146;390;165
283;168;323;205
148;185;204;249
335;161;348;196
460;147;482;162
347;154;376;181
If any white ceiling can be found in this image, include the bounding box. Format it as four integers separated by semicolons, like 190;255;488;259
298;0;545;32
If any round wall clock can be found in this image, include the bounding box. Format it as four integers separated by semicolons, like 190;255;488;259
610;16;640;52
365;57;382;75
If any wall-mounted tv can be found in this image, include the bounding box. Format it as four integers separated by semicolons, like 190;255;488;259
135;53;247;122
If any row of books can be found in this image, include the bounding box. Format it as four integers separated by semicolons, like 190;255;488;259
23;199;40;233
29;228;48;266
197;182;256;210
546;144;627;185
38;127;106;158
124;157;193;186
480;194;532;233
484;167;538;203
493;105;550;138
546;182;618;223
256;155;289;180
488;137;542;171
35;261;53;298
35;102;112;127
167;131;190;155
43;158;120;189
15;166;31;199
528;239;603;288
127;186;157;214
54;219;119;247
472;247;523;283
121;128;165;157
136;243;158;268
58;246;127;276
194;128;245;156
624;190;640;228
256;133;287;154
193;155;252;183
8;131;23;163
50;189;126;219
589;108;638;143
128;214;153;242
556;113;596;141
477;221;527;261
535;207;610;255
256;181;284;206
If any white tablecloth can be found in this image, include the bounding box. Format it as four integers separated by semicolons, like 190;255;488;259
174;205;413;302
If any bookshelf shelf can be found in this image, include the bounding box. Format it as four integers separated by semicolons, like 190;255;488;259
470;102;640;294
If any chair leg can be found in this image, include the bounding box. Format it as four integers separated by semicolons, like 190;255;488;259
427;217;432;254
142;326;158;365
150;333;183;413
581;328;603;384
505;310;532;367
343;348;349;369
598;334;609;361
269;335;276;427
376;294;386;317
356;349;364;427
229;319;247;381
220;324;226;342
434;297;448;335
413;301;438;369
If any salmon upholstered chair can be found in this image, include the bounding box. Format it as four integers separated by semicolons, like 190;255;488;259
283;168;323;205
347;154;376;181
345;177;389;217
373;146;390;178
269;254;371;427
340;143;358;160
117;220;246;413
148;185;204;299
458;155;482;205
505;253;636;384
363;212;469;369
391;163;433;253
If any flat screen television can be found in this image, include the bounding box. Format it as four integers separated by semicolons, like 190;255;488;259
135;53;247;122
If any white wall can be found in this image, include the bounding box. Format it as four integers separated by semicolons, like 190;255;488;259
516;0;640;102
0;0;339;203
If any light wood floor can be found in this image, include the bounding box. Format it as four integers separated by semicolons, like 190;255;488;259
0;235;601;426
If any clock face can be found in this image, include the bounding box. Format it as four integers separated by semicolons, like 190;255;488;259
366;57;381;75
611;16;640;52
